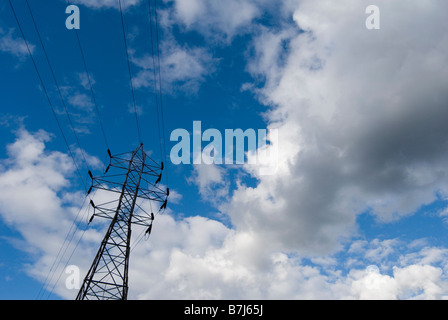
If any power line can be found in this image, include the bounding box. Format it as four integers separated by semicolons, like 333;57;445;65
76;144;168;300
45;210;89;300
24;0;92;177
118;0;142;144
65;0;110;151
10;0;169;300
146;0;163;165
8;0;88;193
154;0;168;186
8;1;97;300
73;29;110;150
148;0;169;187
35;195;90;300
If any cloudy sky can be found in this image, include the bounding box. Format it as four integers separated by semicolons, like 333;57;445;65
1;0;448;300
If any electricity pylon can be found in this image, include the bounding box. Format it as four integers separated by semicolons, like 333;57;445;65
76;143;168;300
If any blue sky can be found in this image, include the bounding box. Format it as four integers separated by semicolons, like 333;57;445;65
1;0;448;300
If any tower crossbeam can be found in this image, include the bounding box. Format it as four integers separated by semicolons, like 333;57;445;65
76;144;168;300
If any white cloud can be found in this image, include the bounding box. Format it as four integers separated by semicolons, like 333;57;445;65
364;239;400;263
0;128;103;297
67;93;94;111
3;0;448;300
224;0;448;256
347;263;448;300
188;162;229;202
0;28;34;59
167;0;262;41
131;226;448;299
61;73;96;112
77;72;96;90
349;268;398;300
1;129;448;300
56;73;99;134
393;265;445;300
131;39;217;95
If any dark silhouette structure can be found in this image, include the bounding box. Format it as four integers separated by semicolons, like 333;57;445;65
76;144;168;300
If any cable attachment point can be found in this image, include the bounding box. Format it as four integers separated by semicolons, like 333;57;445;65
87;171;94;195
160;199;167;211
88;200;96;224
155;173;162;184
105;149;112;173
145;224;152;236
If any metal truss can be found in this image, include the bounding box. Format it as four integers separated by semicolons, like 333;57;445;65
76;143;168;300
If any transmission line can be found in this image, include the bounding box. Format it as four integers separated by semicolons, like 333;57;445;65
11;0;170;300
73;30;110;151
66;0;110;151
8;0;88;193
8;1;99;300
45;207;90;300
118;0;142;144
147;0;169;187
35;195;90;300
24;0;93;178
154;0;168;186
146;0;163;166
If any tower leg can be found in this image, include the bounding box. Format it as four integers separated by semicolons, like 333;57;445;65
76;145;147;300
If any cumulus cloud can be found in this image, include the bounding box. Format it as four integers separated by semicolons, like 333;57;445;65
347;264;448;300
224;0;448;256
1;128;448;300
3;0;448;301
130;227;448;299
0;128;103;294
167;0;262;41
0;128;75;230
188;162;229;203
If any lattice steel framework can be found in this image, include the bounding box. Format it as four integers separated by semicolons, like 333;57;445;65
76;143;168;300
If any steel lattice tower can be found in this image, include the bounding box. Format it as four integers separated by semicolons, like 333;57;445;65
76;143;168;300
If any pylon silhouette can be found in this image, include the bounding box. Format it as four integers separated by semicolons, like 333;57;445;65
76;143;168;300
